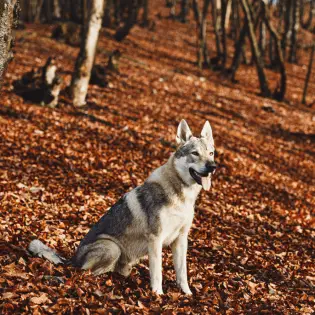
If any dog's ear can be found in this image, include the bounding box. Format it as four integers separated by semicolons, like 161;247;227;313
201;121;214;146
176;119;193;145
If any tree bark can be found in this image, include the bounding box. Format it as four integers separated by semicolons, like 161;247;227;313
113;0;121;26
103;0;112;27
34;0;44;23
53;0;61;20
230;0;238;40
220;0;231;67
261;1;286;101
288;0;300;63
0;0;16;89
82;0;88;25
302;44;315;105
170;0;177;18
192;0;211;69
114;0;140;41
212;0;222;58
281;0;293;59
224;0;232;29
259;20;266;59
229;2;260;81
180;0;189;23
142;0;149;26
70;0;105;107
301;0;314;30
44;0;53;23
240;0;270;96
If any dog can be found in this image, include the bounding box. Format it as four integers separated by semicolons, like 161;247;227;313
28;119;216;295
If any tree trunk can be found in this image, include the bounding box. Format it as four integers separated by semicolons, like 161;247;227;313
302;44;315;105
229;2;260;81
113;0;121;26
19;0;27;22
114;0;140;41
269;34;275;66
34;0;44;23
192;0;211;69
70;0;105;107
53;0;61;20
220;0;230;67
103;0;112;27
170;0;177;18
281;0;292;59
212;0;222;58
301;0;314;30
82;0;88;25
259;20;266;59
44;0;53;23
142;0;149;26
180;0;189;23
230;0;238;40
224;0;232;29
288;0;300;63
0;0;16;89
240;0;270;97
261;1;286;101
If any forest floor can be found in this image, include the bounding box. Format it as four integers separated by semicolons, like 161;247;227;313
1;2;315;314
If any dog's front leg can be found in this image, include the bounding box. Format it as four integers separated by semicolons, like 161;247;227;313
171;232;192;295
148;236;163;294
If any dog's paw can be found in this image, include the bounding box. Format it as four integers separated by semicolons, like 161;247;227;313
152;287;164;295
179;283;192;295
182;287;192;295
183;289;192;295
177;281;192;295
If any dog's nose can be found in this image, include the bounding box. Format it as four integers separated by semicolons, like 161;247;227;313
205;162;216;173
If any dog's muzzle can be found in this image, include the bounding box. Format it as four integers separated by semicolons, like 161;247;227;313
205;162;216;174
189;165;216;191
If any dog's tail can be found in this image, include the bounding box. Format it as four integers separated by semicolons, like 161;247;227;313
28;239;67;265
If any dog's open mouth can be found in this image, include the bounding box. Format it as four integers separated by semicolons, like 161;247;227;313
189;168;212;191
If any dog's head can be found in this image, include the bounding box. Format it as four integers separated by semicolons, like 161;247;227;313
174;119;216;191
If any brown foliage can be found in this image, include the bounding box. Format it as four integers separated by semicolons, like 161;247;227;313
0;1;314;314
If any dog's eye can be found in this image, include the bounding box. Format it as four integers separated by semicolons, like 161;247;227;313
209;152;214;156
191;151;199;156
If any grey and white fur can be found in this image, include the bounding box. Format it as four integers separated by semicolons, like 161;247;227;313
28;119;216;295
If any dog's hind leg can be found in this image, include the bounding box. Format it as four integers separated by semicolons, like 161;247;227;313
114;260;133;277
80;239;121;276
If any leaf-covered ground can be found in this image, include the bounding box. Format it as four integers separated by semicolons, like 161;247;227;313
1;2;315;314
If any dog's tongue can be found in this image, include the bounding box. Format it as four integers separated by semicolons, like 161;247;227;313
201;174;211;191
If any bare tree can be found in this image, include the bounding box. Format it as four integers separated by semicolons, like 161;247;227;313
53;0;61;20
240;0;270;96
114;0;140;41
142;0;149;26
34;0;44;23
70;0;106;107
261;1;286;100
230;0;238;40
289;0;300;63
192;0;211;69
229;2;261;81
302;44;315;105
220;0;232;67
180;0;189;23
259;20;266;59
212;0;222;59
301;0;314;30
0;0;17;88
281;0;293;59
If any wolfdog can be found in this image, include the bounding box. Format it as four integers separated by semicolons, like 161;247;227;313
29;120;216;294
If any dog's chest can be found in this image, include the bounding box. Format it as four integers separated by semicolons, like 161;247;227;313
160;187;199;245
